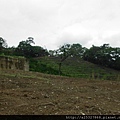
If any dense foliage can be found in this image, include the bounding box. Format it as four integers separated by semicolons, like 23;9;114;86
0;37;48;58
0;36;120;72
83;44;120;70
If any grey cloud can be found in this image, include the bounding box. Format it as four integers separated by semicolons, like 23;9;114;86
56;32;93;48
0;0;120;50
104;33;120;47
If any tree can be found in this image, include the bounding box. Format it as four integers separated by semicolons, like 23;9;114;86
15;37;48;58
26;37;35;45
55;44;72;75
15;37;35;57
30;46;49;57
48;50;56;57
0;37;8;48
70;43;85;57
55;43;84;75
0;37;8;54
83;44;120;70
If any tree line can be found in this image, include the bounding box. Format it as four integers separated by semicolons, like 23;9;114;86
0;37;120;73
0;37;48;58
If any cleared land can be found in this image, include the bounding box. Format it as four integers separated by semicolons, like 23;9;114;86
0;70;120;115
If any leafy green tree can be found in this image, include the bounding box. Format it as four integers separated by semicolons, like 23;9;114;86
48;50;56;57
0;37;8;48
55;43;85;75
30;46;48;57
55;44;72;75
0;37;8;55
1;46;15;56
70;43;86;57
15;37;35;57
83;44;120;70
15;37;48;58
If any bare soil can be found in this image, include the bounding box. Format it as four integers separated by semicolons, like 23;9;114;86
0;70;120;115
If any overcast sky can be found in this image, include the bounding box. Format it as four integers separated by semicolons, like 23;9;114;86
0;0;120;50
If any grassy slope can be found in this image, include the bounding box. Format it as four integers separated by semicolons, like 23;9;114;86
30;57;120;80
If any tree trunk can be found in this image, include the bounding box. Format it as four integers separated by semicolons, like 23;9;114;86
58;62;62;75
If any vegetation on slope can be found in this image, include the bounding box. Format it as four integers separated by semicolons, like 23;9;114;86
0;36;120;80
29;56;120;80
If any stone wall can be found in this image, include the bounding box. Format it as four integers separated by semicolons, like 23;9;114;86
0;56;29;71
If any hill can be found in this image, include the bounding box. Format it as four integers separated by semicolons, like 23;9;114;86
30;56;120;80
0;70;120;115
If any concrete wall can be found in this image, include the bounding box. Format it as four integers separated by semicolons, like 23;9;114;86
0;56;29;71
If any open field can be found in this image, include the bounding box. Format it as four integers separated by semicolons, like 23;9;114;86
0;70;120;115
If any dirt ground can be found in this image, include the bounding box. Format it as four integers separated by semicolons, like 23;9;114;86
0;70;120;115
